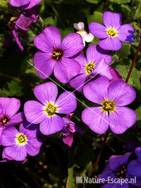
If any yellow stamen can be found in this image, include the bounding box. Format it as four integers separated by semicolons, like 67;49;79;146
15;133;28;146
101;99;115;113
85;62;95;76
43;102;58;117
106;27;118;37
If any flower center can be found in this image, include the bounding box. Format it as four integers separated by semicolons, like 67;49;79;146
101;100;115;113
15;133;28;146
85;62;95;75
0;116;9;126
116;165;127;178
52;49;63;61
43;102;58;117
106;27;118;37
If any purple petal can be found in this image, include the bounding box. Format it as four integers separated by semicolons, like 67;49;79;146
95;59;112;79
82;107;109;134
34;26;61;52
25;0;41;9
135;147;141;161
86;44;112;65
109;67;121;80
0;97;20;118
108;80;136;106
109;107;136;134
7;112;23;126
40;115;64;135
3;146;27;161
12;30;24;51
100;166;115;179
26;142;41;156
103;11;121;28
9;0;30;7
15;14;37;31
69;74;86;91
89;23;107;39
63;135;73;147
56;92;77;114
62;33;84;57
34;52;55;79
99;37;122;51
1;127;18;146
128;160;141;177
101;185;114;188
34;82;58;104
109;153;130;171
83;77;110;104
75;54;87;67
54;58;80;83
24;101;45;124
118;24;134;42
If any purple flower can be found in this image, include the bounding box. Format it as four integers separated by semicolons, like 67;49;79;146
9;0;41;9
0;97;22;144
62;115;76;147
100;153;134;188
33;26;84;83
69;44;112;91
82;77;136;134
89;11;134;51
12;12;38;51
1;123;41;161
24;82;77;135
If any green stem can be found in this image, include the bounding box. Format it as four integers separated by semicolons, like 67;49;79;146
126;32;141;82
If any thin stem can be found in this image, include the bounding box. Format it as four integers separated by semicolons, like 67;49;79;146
92;133;108;175
126;32;141;82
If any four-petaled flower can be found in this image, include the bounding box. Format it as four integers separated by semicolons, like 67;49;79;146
0;97;22;144
70;44;112;91
1;123;42;161
82;77;136;134
89;11;134;51
33;26;84;83
24;82;77;135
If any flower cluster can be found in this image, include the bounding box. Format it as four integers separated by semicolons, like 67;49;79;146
2;6;137;164
100;147;141;187
9;0;41;51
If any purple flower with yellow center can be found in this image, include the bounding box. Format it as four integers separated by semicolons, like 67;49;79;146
33;26;84;83
82;77;136;134
1;123;41;161
70;44;112;91
24;82;77;135
9;0;41;9
0;97;22;143
89;11;134;51
62;115;76;147
100;153;135;188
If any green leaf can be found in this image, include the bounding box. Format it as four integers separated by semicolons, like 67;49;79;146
115;65;141;90
88;11;103;23
66;167;75;188
0;0;8;8
135;0;141;19
85;0;101;4
109;0;131;4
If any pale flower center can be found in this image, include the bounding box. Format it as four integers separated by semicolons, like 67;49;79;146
101;99;115;112
15;133;28;146
43;102;58;117
85;62;95;76
106;27;118;37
